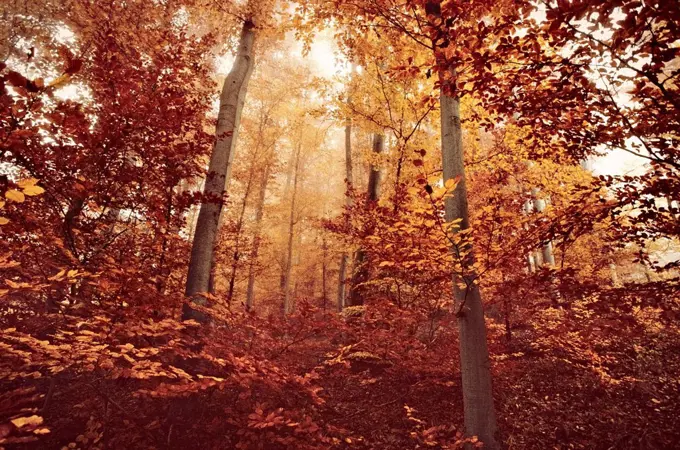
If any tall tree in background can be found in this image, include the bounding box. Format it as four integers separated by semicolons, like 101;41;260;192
184;19;256;320
348;132;384;306
246;161;272;309
283;144;302;315
337;82;354;311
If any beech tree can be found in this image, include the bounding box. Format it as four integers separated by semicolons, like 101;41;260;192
337;82;354;311
184;19;257;320
348;132;384;306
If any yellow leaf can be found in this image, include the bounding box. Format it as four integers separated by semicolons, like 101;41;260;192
67;269;78;278
5;190;25;203
23;185;45;196
444;179;457;190
17;178;38;188
0;217;8;225
5;279;22;288
48;269;67;281
48;73;70;88
11;415;43;428
0;200;5;208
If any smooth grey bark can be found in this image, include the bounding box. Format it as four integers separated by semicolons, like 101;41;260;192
440;92;500;450
245;162;272;310
523;199;537;273
531;187;555;266
423;2;499;442
283;147;302;315
183;21;256;321
348;133;384;306
337;117;353;311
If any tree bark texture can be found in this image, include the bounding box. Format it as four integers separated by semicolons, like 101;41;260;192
531;187;555;267
183;21;256;321
440;91;500;450
337;116;353;311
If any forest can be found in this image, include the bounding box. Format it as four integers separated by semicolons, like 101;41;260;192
1;0;679;448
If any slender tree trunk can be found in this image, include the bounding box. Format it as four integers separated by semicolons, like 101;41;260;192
246;162;272;310
283;147;301;315
609;262;620;287
348;133;384;306
531;187;555;266
523;199;536;273
367;134;384;202
321;235;328;310
337;116;353;311
425;2;498;443
279;144;297;294
337;255;348;311
184;21;256;322
225;168;256;303
440;88;500;450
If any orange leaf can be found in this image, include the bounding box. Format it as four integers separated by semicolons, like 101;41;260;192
5;190;25;203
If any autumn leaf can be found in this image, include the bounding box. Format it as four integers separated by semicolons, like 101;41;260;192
17;178;39;188
5;190;25;203
11;415;43;428
48;269;66;281
19;179;45;196
0;217;9;225
23;185;45;196
5;279;31;289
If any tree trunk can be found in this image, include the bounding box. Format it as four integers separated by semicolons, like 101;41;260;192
531;187;555;266
440;91;500;450
425;1;499;444
523;199;536;273
245;162;272;310
225;167;256;303
183;21;256;322
609;262;620;287
348;133;384;306
283;147;301;315
367;134;384;202
321;235;328;310
279;144;297;295
337;116;353;311
337;254;348;312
